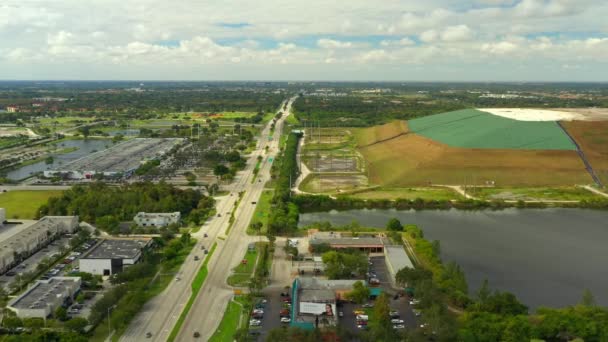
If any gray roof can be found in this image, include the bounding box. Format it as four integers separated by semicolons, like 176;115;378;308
299;288;336;302
10;277;80;309
385;245;414;273
82;239;149;260
310;236;384;246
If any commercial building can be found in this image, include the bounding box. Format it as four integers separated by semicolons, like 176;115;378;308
7;277;81;318
133;212;181;227
43;138;182;180
309;231;385;253
384;245;414;287
0;215;79;275
290;277;362;330
79;239;151;276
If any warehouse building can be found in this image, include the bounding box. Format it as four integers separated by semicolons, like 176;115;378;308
384;245;415;287
0;215;79;275
309;231;385;253
79;239;151;276
43;138;182;180
290;277;362;330
133;212;181;227
7;277;81;318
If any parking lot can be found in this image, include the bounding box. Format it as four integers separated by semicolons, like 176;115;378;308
251;288;292;341
0;237;71;291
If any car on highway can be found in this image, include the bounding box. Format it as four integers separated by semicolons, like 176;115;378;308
194;256;200;261
146;332;152;338
204;233;208;237
193;331;200;338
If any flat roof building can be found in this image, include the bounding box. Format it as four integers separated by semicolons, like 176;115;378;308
79;239;151;276
309;231;385;253
133;212;181;227
291;277;362;330
7;277;81;318
384;245;414;287
0;215;79;275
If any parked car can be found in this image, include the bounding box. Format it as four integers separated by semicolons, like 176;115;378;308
413;310;421;317
280;317;291;323
253;309;264;314
279;309;290;316
409;299;420;305
249;319;262;326
391;319;404;324
356;315;369;321
356;320;368;326
353;310;365;315
393;324;406;329
5;271;15;276
362;303;373;308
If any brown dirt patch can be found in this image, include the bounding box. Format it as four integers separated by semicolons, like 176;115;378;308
360;133;591;187
562;120;608;185
355;121;409;146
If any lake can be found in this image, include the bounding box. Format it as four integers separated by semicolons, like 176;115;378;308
299;208;608;309
6;139;111;180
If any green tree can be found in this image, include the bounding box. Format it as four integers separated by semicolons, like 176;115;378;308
55;306;68;321
580;289;596;307
346;281;370;304
368;293;398;341
2;316;23;329
386;218;403;231
213;164;230;177
65;317;89;333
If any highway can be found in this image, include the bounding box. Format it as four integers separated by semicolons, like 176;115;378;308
120;96;296;342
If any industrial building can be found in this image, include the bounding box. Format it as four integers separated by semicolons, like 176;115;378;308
79;239;151;276
133;212;181;227
43;138;182;180
309;231;386;253
290;277;362;330
6;277;81;318
0;215;79;275
384;245;415;287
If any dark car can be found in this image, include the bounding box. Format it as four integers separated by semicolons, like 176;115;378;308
5;271;16;276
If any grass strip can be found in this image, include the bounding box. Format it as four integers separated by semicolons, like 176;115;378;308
167;242;218;342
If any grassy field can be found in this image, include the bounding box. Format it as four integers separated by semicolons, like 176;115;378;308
359;133;591;187
409;109;576;150
349;187;464;201
562;120;608;186
353;120;408;147
248;190;273;234
208;296;250;342
300;173;368;193
226;243;260;286
0;190;63;219
471;186;604;201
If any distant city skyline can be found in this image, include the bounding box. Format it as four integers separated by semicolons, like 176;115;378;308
1;0;607;81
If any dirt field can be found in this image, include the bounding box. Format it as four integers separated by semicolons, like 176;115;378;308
302;154;359;173
354;121;408;147
359;133;592;187
562;120;608;186
304;127;351;145
300;174;368;193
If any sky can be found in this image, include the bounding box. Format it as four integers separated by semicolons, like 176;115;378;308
1;0;607;81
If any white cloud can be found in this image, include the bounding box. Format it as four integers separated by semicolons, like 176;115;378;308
317;39;354;49
0;0;607;80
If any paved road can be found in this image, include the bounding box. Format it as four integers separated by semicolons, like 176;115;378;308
174;98;296;341
119;97;296;342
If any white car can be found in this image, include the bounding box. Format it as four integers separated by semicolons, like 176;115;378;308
410;299;420;305
391;319;404;324
280;317;291;323
356;315;369;321
249;319;262;326
413;310;421;317
393;324;405;329
253;309;264;314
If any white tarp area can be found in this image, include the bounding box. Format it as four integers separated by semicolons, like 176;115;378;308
479;108;585;121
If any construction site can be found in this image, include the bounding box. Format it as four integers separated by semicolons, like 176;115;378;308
43;138;183;180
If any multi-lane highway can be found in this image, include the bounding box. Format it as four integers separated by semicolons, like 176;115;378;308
120;96;296;341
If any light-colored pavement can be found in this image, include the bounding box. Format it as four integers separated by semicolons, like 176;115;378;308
174;97;297;341
119;97;296;342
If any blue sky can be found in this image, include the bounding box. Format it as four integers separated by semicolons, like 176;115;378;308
0;0;607;81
